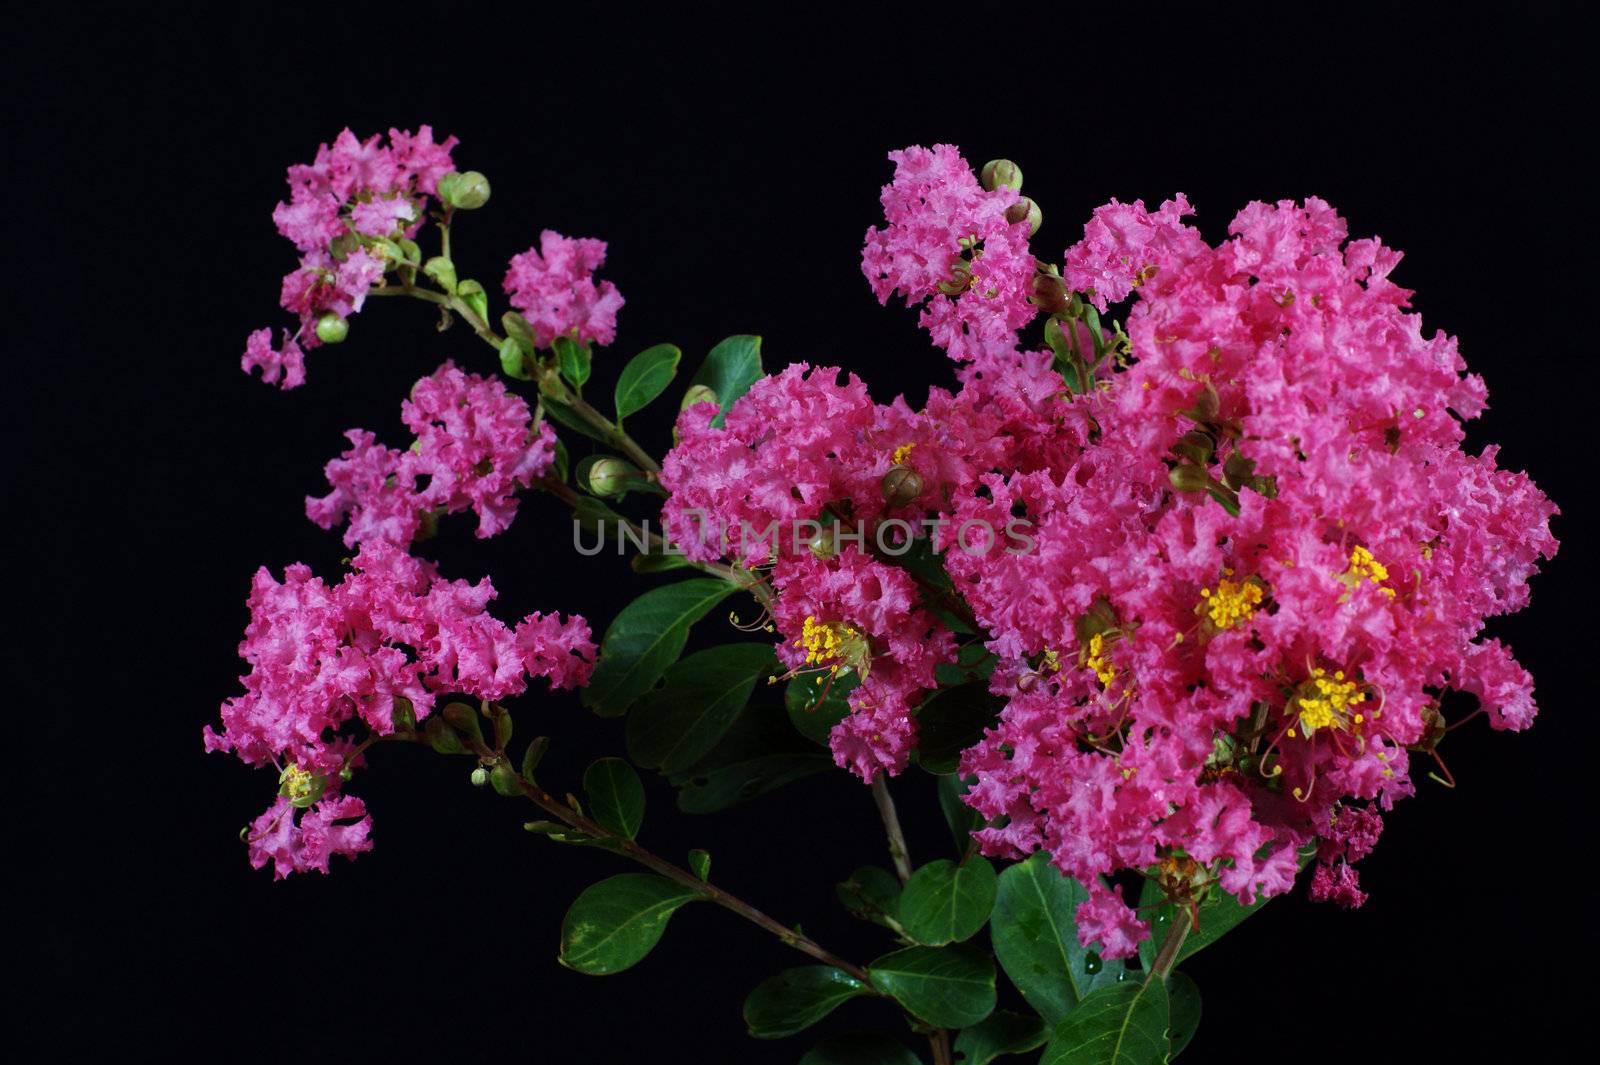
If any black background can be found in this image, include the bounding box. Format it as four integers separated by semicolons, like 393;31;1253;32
14;4;1591;1062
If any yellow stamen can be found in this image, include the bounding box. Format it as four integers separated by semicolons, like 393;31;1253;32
891;442;916;465
1199;575;1264;630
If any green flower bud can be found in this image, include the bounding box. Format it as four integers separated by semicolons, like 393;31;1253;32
440;170;491;210
1029;273;1070;315
1004;196;1043;236
314;313;349;345
880;465;924;507
587;457;635;497
1169;463;1214;494
470;766;490;787
980;159;1023;192
806;526;837;560
680;383;719;410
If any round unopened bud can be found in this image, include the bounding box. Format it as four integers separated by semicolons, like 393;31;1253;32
880;465;924;507
680;383;719;410
587;457;635;497
981;159;1023;193
440;170;491;210
807;527;837;560
936;258;973;297
315;313;349;345
1004;196;1043;236
470;766;490;787
1016;671;1040;693
1029;273;1070;315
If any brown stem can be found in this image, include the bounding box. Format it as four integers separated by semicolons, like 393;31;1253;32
1145;908;1192;984
499;747;874;985
870;776;914;883
870;776;952;1065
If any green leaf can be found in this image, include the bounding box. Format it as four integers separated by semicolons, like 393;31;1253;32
440;701;483;745
549;437;570;482
868;944;996;1029
614;343;682;422
630;550;692;574
554;335;592;388
689;334;763;428
799;1034;921;1065
488;762;521;797
423;715;466;755
626;643;777;774
490;706;512;749
915;683;1004;774
582;757;645;839
835;866;903;931
543;397;610;444
558;873;701;975
501;310;536;349
499;336;532;379
520;736;549;780
938;774;983;855
784;671;856;746
743;966;871;1039
991;854;1125;1026
667;705;831;814
1165;972;1201;1059
1133;850;1310;969
899;857;998;946
582;579;737;717
422;256;457;292
954;1009;1050;1065
455;278;488;323
688;848;711;881
1040;980;1169;1065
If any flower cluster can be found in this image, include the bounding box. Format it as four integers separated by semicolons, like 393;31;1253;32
242;127;459;388
664;143;1556;958
946;193;1557;957
205;540;594;877
504;230;625;348
307;362;556;547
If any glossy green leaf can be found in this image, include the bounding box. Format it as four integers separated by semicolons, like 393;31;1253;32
614;343;682;422
1040;979;1169;1065
550;437;570;482
554;335;592;388
543;397;610;444
938;773;983;855
784;670;856;745
558;873;701;975
499;336;533;379
440;701;483;745
630;549;692;574
835;866;903;931
868;944;996;1029
626;643;777;774
899;857;997;946
953;1009;1050;1065
582;579;736;717
520;736;549;780
689;334;763;428
798;1034;921;1065
915;682;1004;774
667;705;832;814
688;848;711;881
423;715;466;755
743;966;871;1039
455;278;488;323
1166;972;1201;1059
582;757;645;839
991;854;1125;1026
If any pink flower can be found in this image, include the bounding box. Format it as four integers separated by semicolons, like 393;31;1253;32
240;328;306;390
306;363;555;547
1061;195;1205;310
503;230;625;347
206;543;594;875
